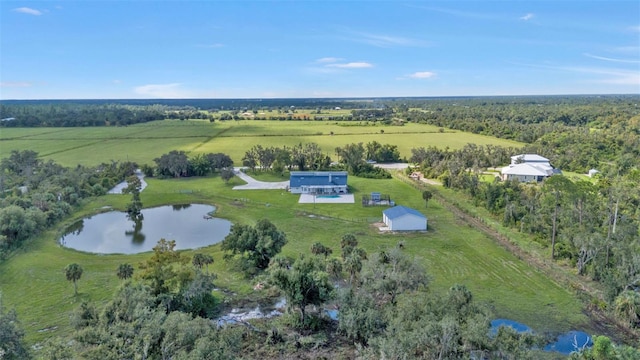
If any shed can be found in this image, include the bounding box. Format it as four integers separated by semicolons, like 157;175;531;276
382;205;427;231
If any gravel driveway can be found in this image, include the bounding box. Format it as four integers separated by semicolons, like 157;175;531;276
232;168;290;190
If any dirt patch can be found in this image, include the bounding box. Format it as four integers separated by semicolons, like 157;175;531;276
230;200;245;208
420;178;442;186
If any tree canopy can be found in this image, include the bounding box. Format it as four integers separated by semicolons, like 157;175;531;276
221;219;287;271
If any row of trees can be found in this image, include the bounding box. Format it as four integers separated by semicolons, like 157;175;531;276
242;142;330;173
151;150;234;180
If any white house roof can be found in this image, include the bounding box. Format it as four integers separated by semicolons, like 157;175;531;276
501;163;550;176
383;205;426;220
511;154;550;163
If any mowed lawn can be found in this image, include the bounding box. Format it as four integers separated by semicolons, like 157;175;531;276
0;120;523;166
0;173;587;344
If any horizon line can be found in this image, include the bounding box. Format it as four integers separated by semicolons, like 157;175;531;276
1;93;638;102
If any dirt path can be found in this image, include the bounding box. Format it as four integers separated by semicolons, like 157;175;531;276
431;190;639;344
232;168;289;190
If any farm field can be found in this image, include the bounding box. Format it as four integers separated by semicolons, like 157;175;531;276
0;119;523;166
0;172;589;345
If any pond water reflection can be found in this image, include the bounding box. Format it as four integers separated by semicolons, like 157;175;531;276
60;204;231;254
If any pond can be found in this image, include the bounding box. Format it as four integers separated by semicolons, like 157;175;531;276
491;319;592;355
59;204;231;254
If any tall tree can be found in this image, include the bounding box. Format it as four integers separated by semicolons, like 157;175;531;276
65;263;83;296
192;253;214;274
422;189;433;208
122;174;143;220
335;143;365;173
138;239;193;296
542;176;575;260
269;255;334;326
221;219;287;271
154;150;189;178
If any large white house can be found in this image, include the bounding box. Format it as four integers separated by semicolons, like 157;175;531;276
501;154;560;182
510;154;550;165
382;205;427;231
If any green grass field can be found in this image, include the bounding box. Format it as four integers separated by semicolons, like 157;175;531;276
1;120;591;346
0;120;523;166
0;172;588;344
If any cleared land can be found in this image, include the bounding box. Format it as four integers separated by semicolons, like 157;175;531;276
1;120;589;346
0;173;588;344
0;120;523;166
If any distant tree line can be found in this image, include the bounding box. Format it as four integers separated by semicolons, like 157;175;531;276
0;103;216;127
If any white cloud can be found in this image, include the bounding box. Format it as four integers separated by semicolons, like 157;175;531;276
112;80;122;84
134;83;189;98
584;53;640;64
409;71;436;79
520;13;535;21
315;57;343;63
0;82;32;87
13;7;42;16
629;25;640;32
326;62;373;69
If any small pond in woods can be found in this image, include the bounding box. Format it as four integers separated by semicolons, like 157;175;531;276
59;204;231;254
491;319;592;354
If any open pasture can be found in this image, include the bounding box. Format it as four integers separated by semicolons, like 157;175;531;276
0;173;587;344
0;120;523;166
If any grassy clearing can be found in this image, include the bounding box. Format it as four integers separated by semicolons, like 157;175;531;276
0;173;587;344
0;120;523;166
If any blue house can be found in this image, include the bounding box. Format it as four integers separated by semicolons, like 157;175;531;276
289;171;348;194
382;205;427;231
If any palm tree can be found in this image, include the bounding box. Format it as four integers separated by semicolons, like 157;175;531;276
116;263;134;281
65;263;83;296
201;254;214;274
614;290;640;327
193;253;214;274
422;190;433;208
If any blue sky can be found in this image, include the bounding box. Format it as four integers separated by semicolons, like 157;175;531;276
1;1;638;99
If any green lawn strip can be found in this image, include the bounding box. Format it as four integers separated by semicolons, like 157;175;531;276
41;138;209;167
0;127;76;140
0;139;103;161
242;170;290;182
1;174;586;345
